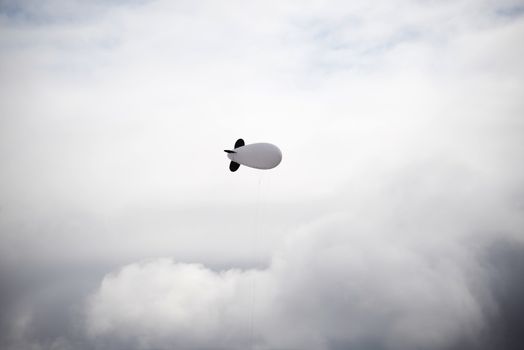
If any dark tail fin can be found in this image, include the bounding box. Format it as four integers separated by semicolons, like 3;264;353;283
229;161;240;172
234;138;245;148
226;139;243;172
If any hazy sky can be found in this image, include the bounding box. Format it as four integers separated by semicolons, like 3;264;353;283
1;1;523;349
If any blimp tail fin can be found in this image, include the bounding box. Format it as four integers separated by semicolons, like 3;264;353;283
229;161;240;172
234;138;245;148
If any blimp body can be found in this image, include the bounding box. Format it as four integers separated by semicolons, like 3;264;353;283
224;139;282;172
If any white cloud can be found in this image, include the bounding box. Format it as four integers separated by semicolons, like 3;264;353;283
1;0;523;267
86;216;485;350
86;153;524;349
1;1;524;349
87;259;263;349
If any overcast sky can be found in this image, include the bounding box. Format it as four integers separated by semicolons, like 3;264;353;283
1;0;524;349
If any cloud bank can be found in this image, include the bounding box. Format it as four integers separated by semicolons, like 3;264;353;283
86;159;523;350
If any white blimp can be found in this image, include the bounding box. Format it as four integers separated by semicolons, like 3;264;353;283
224;139;282;172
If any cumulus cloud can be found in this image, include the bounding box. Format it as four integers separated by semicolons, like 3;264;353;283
86;158;523;350
84;226;490;350
87;260;260;349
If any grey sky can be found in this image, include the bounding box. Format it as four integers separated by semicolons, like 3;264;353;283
1;0;523;349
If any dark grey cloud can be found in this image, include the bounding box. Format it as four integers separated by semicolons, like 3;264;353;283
3;238;524;350
0;260;115;350
447;239;524;350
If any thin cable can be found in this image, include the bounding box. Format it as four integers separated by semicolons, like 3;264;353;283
249;174;263;350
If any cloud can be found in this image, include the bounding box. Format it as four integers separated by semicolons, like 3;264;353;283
1;0;524;349
83;226;486;350
87;260;259;349
85;157;523;350
1;0;523;267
